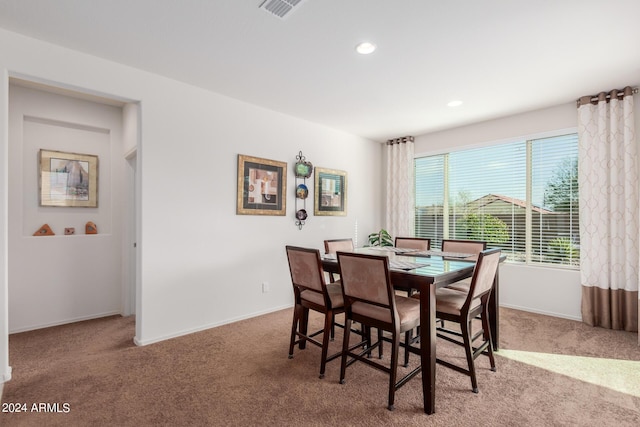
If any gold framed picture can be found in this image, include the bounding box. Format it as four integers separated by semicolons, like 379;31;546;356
237;154;287;215
314;167;347;216
38;149;98;208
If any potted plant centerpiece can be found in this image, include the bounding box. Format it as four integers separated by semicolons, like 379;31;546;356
366;229;393;247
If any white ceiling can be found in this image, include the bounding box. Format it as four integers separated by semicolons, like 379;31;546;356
0;0;639;142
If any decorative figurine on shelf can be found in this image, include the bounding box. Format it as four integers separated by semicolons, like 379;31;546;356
33;224;55;236
64;228;76;235
85;221;98;234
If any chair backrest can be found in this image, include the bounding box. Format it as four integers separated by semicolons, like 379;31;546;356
394;237;430;251
324;238;354;254
442;239;486;259
467;248;501;302
337;252;397;324
286;245;327;302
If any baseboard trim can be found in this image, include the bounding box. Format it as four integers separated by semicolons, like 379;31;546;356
1;366;13;398
2;367;12;382
133;303;293;346
500;303;582;322
9;311;122;334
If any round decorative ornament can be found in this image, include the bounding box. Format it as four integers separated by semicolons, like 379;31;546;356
296;183;309;199
294;160;313;178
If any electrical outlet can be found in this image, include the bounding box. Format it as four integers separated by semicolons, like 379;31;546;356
262;282;270;293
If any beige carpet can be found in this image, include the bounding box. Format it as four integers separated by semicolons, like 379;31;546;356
1;307;639;426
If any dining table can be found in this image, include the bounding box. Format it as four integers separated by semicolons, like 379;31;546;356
321;246;502;415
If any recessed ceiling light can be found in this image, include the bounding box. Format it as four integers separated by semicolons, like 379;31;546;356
356;42;376;55
447;100;463;107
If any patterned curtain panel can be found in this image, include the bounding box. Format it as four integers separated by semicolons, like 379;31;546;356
385;136;415;239
577;86;638;332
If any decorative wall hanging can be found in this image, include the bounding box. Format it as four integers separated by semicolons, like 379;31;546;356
295;183;308;199
314;167;347;216
237;154;287;216
294;153;313;178
38;149;98;208
293;151;312;229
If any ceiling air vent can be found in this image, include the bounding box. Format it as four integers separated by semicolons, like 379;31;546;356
259;0;307;19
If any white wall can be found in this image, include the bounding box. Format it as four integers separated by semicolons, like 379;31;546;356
8;84;125;332
0;28;382;381
412;99;640;322
135;92;381;345
0;67;8;383
413;103;578;156
121;102;140;320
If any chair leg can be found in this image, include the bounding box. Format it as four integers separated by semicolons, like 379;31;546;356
481;308;496;372
461;318;478;393
331;313;336;341
299;307;309;350
378;329;383;359
366;326;373;358
387;331;400;411
339;318;352;385
288;304;301;358
319;310;333;379
403;330;411;367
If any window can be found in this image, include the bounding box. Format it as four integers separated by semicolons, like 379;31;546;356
415;133;579;268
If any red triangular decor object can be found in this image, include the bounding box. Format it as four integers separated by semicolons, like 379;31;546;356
33;224;55;236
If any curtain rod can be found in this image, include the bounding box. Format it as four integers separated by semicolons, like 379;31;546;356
386;136;414;145
576;86;638;107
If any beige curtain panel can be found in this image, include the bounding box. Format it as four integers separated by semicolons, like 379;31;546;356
577;86;638;332
385;136;415;239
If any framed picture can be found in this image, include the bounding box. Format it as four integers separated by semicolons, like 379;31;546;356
237;154;287;215
38;149;98;207
314;167;347;216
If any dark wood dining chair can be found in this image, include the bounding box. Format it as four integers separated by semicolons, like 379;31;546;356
324;238;372;349
337;251;422;411
324;238;354;283
286;245;345;379
394;237;431;251
433;248;501;393
393;237;431;313
441;239;487;292
324;238;354;254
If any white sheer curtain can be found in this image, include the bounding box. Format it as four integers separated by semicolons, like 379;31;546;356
578;86;638;332
385;136;415;239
